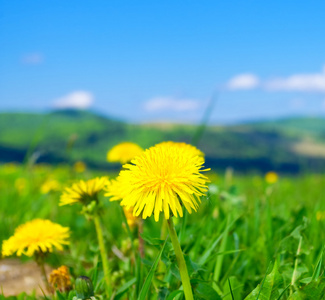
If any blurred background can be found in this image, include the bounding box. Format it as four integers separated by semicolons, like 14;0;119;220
1;0;325;173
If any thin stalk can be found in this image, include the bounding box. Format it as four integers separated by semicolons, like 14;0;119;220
213;216;229;289
157;219;168;279
93;214;111;297
167;218;194;300
161;218;168;240
119;206;141;298
138;219;145;258
38;261;51;293
291;236;302;287
35;252;51;293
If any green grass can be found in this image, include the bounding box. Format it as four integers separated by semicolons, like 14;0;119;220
1;111;325;173
1;162;325;299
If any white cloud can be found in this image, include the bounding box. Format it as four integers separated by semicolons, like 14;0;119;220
21;53;44;65
144;96;199;112
226;73;260;90
226;66;325;93
52;91;94;109
265;67;325;92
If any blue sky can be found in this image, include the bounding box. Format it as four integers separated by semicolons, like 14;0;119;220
1;0;325;123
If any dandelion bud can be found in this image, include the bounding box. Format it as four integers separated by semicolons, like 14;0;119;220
75;276;94;299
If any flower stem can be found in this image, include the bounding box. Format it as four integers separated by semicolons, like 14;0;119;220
35;253;51;293
138;219;145;258
93;214;111;297
167;217;194;300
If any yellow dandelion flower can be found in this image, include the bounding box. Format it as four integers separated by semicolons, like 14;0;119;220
105;179;139;227
73;161;86;173
104;178;126;201
117;143;210;222
156;141;204;158
123;207;138;229
59;177;109;206
1;219;70;257
41;179;61;194
49;265;72;292
265;171;278;184
316;211;325;221
107;142;143;164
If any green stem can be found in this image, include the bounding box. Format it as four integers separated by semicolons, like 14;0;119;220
138;219;145;258
157;219;168;279
39;260;51;293
291;236;302;287
35;252;52;293
167;217;194;300
93;214;111;297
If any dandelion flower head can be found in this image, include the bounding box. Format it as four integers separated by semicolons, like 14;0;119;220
73;161;86;173
123;207;139;229
41;179;61;194
105;177;125;201
116;143;210;222
156;141;204;158
107;142;143;164
49;265;72;292
316;211;325;221
2;219;70;257
60;177;109;206
265;171;278;184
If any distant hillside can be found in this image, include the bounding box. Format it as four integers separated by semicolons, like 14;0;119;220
1;110;325;173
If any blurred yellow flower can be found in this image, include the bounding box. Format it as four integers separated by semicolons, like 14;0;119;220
59;177;109;206
14;177;27;193
2;219;70;257
116;143;210;222
49;265;72;292
73;161;86;173
316;211;325;221
123;207;138;229
265;171;278;184
41;179;61;194
107;142;143;164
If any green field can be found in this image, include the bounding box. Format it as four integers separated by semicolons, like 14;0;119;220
1;111;325;173
1;161;325;299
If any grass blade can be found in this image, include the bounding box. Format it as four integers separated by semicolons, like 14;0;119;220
213;216;230;289
228;278;235;300
137;238;167;300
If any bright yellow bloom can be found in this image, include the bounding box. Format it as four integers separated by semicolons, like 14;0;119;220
73;161;86;173
107;142;143;164
104;178;125;201
105;142;204;201
116;143;210;222
105;179;139;227
49;265;72;292
156;141;204;158
123;207;138;229
2;219;70;257
40;179;61;194
265;171;278;184
59;177;109;206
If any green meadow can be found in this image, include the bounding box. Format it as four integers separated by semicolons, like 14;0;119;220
1;162;325;299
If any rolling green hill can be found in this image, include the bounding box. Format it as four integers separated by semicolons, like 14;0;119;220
1;110;325;173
